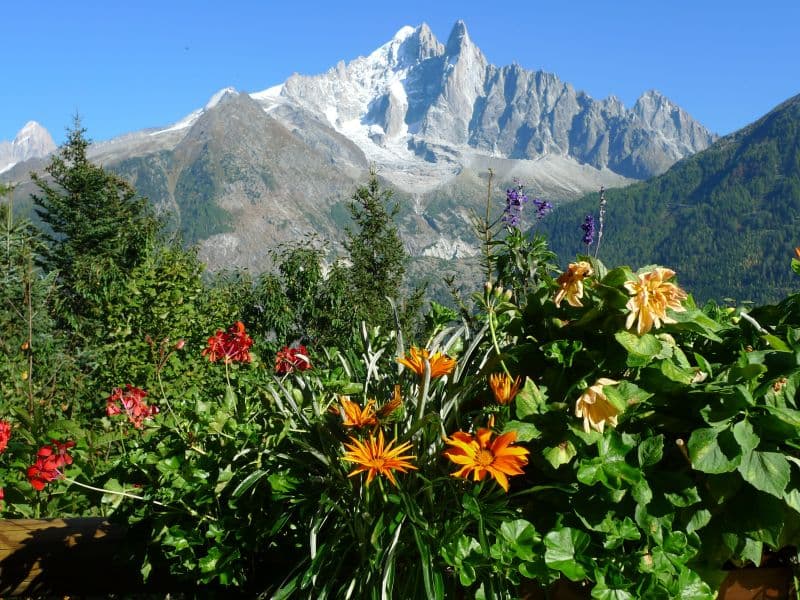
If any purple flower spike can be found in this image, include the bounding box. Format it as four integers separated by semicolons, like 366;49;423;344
581;214;595;247
533;198;552;221
503;180;529;228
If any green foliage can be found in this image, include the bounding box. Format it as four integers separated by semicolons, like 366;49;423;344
344;169;410;330
173;152;233;243
219;240;358;350
5;156;800;598
31;118;161;324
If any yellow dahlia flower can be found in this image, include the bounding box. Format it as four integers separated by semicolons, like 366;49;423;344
554;261;593;308
575;378;620;434
623;267;687;335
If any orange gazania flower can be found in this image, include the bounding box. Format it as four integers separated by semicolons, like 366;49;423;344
623;268;687;335
489;373;522;405
554;261;593;308
378;385;403;417
397;346;456;379
444;418;529;492
339;396;378;428
575;378;620;434
342;430;417;487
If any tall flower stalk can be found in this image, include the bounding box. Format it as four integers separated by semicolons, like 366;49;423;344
594;186;606;258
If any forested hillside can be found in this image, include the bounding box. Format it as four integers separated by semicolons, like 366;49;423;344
543;93;800;304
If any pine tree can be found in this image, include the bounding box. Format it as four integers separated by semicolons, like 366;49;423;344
31;117;160;323
344;170;407;329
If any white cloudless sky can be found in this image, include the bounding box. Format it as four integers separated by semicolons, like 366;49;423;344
2;0;798;143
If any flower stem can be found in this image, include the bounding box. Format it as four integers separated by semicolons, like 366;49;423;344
414;360;432;425
594;186;606;259
156;368;186;436
64;477;168;507
487;304;511;377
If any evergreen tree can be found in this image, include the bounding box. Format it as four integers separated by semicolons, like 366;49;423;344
344;170;407;329
31;117;160;323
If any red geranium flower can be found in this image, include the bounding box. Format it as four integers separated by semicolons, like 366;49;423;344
275;345;312;375
27;459;60;491
0;420;11;453
202;321;254;364
107;385;159;429
27;440;73;491
45;439;75;468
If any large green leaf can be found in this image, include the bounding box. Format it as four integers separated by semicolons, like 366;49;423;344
637;435;664;468
669;308;723;342
732;420;760;454
676;567;714;600
503;420;541;442
515;378;548;419
544;527;590;581
762;334;792;352
614;331;662;367
727;362;768;384
659;359;696;385
762;405;800;428
687;428;740;473
738;451;791;498
497;519;540;562
740;537;763;566
543;441;577;469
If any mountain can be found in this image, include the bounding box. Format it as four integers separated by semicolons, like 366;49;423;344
266;21;715;183
0;121;56;173
542;93;800;304
1;21;714;274
103;90;368;269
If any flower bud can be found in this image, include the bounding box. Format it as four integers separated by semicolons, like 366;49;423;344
484;281;493;294
503;289;513;301
175;339;186;350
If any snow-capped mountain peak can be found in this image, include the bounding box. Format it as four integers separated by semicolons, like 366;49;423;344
205;87;240;110
253;20;714;181
0;121;56;174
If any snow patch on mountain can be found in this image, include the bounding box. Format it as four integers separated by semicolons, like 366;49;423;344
422;236;478;259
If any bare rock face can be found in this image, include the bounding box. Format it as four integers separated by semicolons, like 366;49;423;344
275;21;716;180
0;121;56;173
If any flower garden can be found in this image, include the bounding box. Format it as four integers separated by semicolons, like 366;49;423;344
1;142;799;598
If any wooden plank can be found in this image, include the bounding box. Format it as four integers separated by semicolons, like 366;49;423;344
0;517;145;596
718;567;796;600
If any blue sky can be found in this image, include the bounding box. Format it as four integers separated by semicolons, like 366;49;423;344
2;0;798;143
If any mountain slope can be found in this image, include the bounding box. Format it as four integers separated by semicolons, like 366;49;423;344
112;91;368;269
543;93;800;303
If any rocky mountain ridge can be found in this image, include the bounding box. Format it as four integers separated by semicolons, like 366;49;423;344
264;21;715;183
